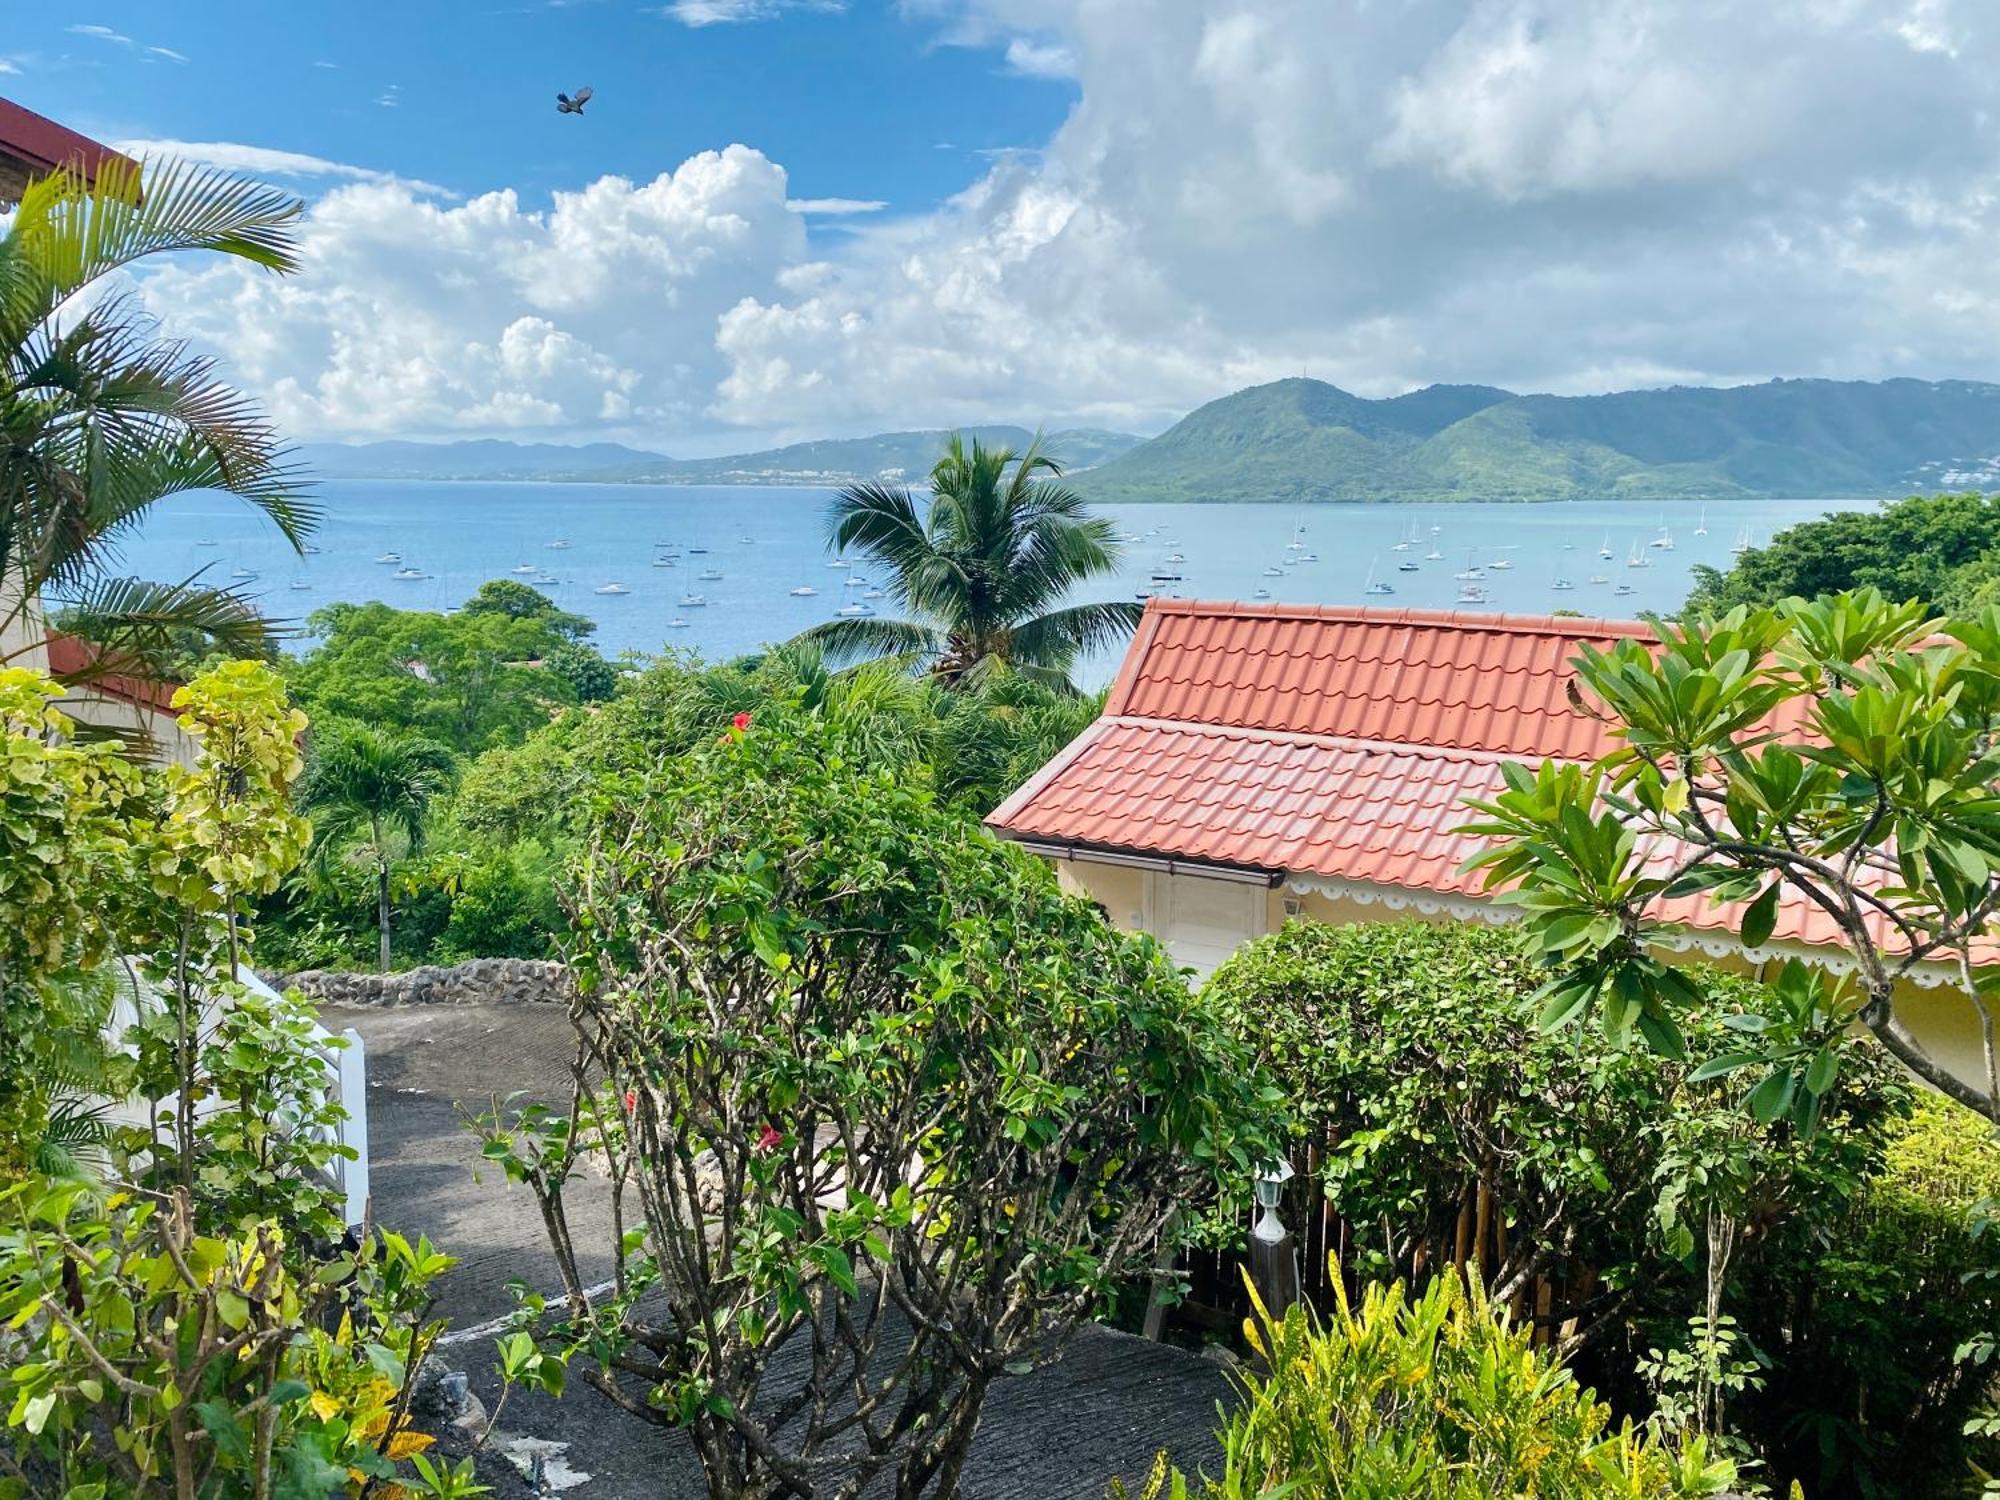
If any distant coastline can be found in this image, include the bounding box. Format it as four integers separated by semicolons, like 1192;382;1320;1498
299;374;2000;505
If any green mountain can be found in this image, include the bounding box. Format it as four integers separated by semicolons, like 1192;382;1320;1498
296;439;667;480
1079;377;2000;503
603;426;1141;484
299;427;1142;486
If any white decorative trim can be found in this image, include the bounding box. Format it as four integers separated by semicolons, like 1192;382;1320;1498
1279;874;1969;990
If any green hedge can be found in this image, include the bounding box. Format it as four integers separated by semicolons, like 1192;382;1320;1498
1735;1095;2000;1496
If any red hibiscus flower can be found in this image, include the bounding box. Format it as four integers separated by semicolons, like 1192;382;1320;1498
623;1089;637;1113
754;1124;783;1155
732;712;753;732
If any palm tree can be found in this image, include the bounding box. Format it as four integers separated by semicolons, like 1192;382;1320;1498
298;720;457;972
1;155;314;685
796;433;1140;691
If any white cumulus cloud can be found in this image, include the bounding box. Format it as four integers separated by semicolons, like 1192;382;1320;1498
137;146;804;440
663;0;844;25
128;0;2000;446
115;140;456;198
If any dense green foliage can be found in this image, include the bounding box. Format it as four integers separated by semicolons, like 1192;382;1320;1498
1685;490;2000;612
1203;923;1899;1309
1081;375;2000;504
287;580;603;757
1116;1277;1735;1500
297;718;458;970
1198;920;1942;1494
479;710;1281;1499
259;588;1102;971
0;659;534;1497
1;157;313;679
800;432;1141;688
1734;1096;2000;1495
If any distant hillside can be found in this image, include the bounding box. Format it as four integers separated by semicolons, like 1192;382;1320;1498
297;439;667;480
299;427;1143;486
1079;377;2000;503
604;426;1141;484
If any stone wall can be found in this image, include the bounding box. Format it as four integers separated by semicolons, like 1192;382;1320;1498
279;957;572;1008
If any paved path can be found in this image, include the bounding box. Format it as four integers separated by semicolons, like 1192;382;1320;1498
332;1001;1235;1498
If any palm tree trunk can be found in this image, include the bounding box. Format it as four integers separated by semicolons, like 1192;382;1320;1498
376;861;392;973
373;812;393;972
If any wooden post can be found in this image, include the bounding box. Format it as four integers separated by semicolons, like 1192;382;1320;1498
1248;1225;1302;1322
1142;1216;1178;1341
1249;1160;1301;1320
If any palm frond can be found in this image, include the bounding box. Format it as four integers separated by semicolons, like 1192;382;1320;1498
47;574;281;679
6;157;300;321
299;719;458;859
33;1091;113;1180
1004;600;1145;683
793;615;945;669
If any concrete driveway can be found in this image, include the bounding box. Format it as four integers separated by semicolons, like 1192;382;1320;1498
333;1001;1235;1498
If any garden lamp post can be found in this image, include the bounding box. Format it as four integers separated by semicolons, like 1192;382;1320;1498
1249;1158;1300;1319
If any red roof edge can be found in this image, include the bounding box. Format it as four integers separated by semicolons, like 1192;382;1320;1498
45;632;183;715
0;98;136;184
1102;602;1169;716
1128;596;1659;641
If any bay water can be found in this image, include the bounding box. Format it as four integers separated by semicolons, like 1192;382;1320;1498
121;481;1876;687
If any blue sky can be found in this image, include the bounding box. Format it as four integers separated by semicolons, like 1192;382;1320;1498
7;2;2000;454
10;3;1075;227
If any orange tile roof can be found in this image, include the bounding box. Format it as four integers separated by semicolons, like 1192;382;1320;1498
988;600;1850;950
45;632;183;715
1104;602;1654;757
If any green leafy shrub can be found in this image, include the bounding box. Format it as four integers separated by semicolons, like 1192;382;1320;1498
478;711;1284;1499
1;1178;459;1497
1734;1095;2000;1497
0;658;508;1497
1202;922;1901;1341
1116;1276;1737;1500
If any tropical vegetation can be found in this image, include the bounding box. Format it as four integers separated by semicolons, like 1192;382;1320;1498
476;709;1283;1499
1203;919;2000;1494
0;659;556;1497
1685;489;2000;614
257;585;1105;972
798;432;1140;689
1114;1277;1738;1500
297;718;458;970
0;155;314;682
1464;588;2000;1125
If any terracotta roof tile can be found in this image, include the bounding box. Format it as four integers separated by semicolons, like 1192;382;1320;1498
989;600;1852;955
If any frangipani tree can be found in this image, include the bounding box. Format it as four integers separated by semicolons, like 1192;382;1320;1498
1462;590;2000;1129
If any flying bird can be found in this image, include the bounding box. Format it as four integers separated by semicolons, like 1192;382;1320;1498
556;85;594;115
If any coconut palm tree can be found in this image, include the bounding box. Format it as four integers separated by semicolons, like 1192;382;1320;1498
0;154;313;685
796;433;1140;691
298;720;457;972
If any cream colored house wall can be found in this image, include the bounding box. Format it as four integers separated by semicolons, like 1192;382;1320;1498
1047;851;1993;1098
58;691;201;770
0;572;50;673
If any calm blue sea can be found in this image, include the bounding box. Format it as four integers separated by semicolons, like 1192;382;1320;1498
118;482;1876;688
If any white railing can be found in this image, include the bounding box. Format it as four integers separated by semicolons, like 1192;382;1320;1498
100;964;372;1231
236;967;371;1231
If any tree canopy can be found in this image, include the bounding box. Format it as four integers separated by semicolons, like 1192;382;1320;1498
287;592;601;755
1684;491;2000;615
796;432;1140;691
